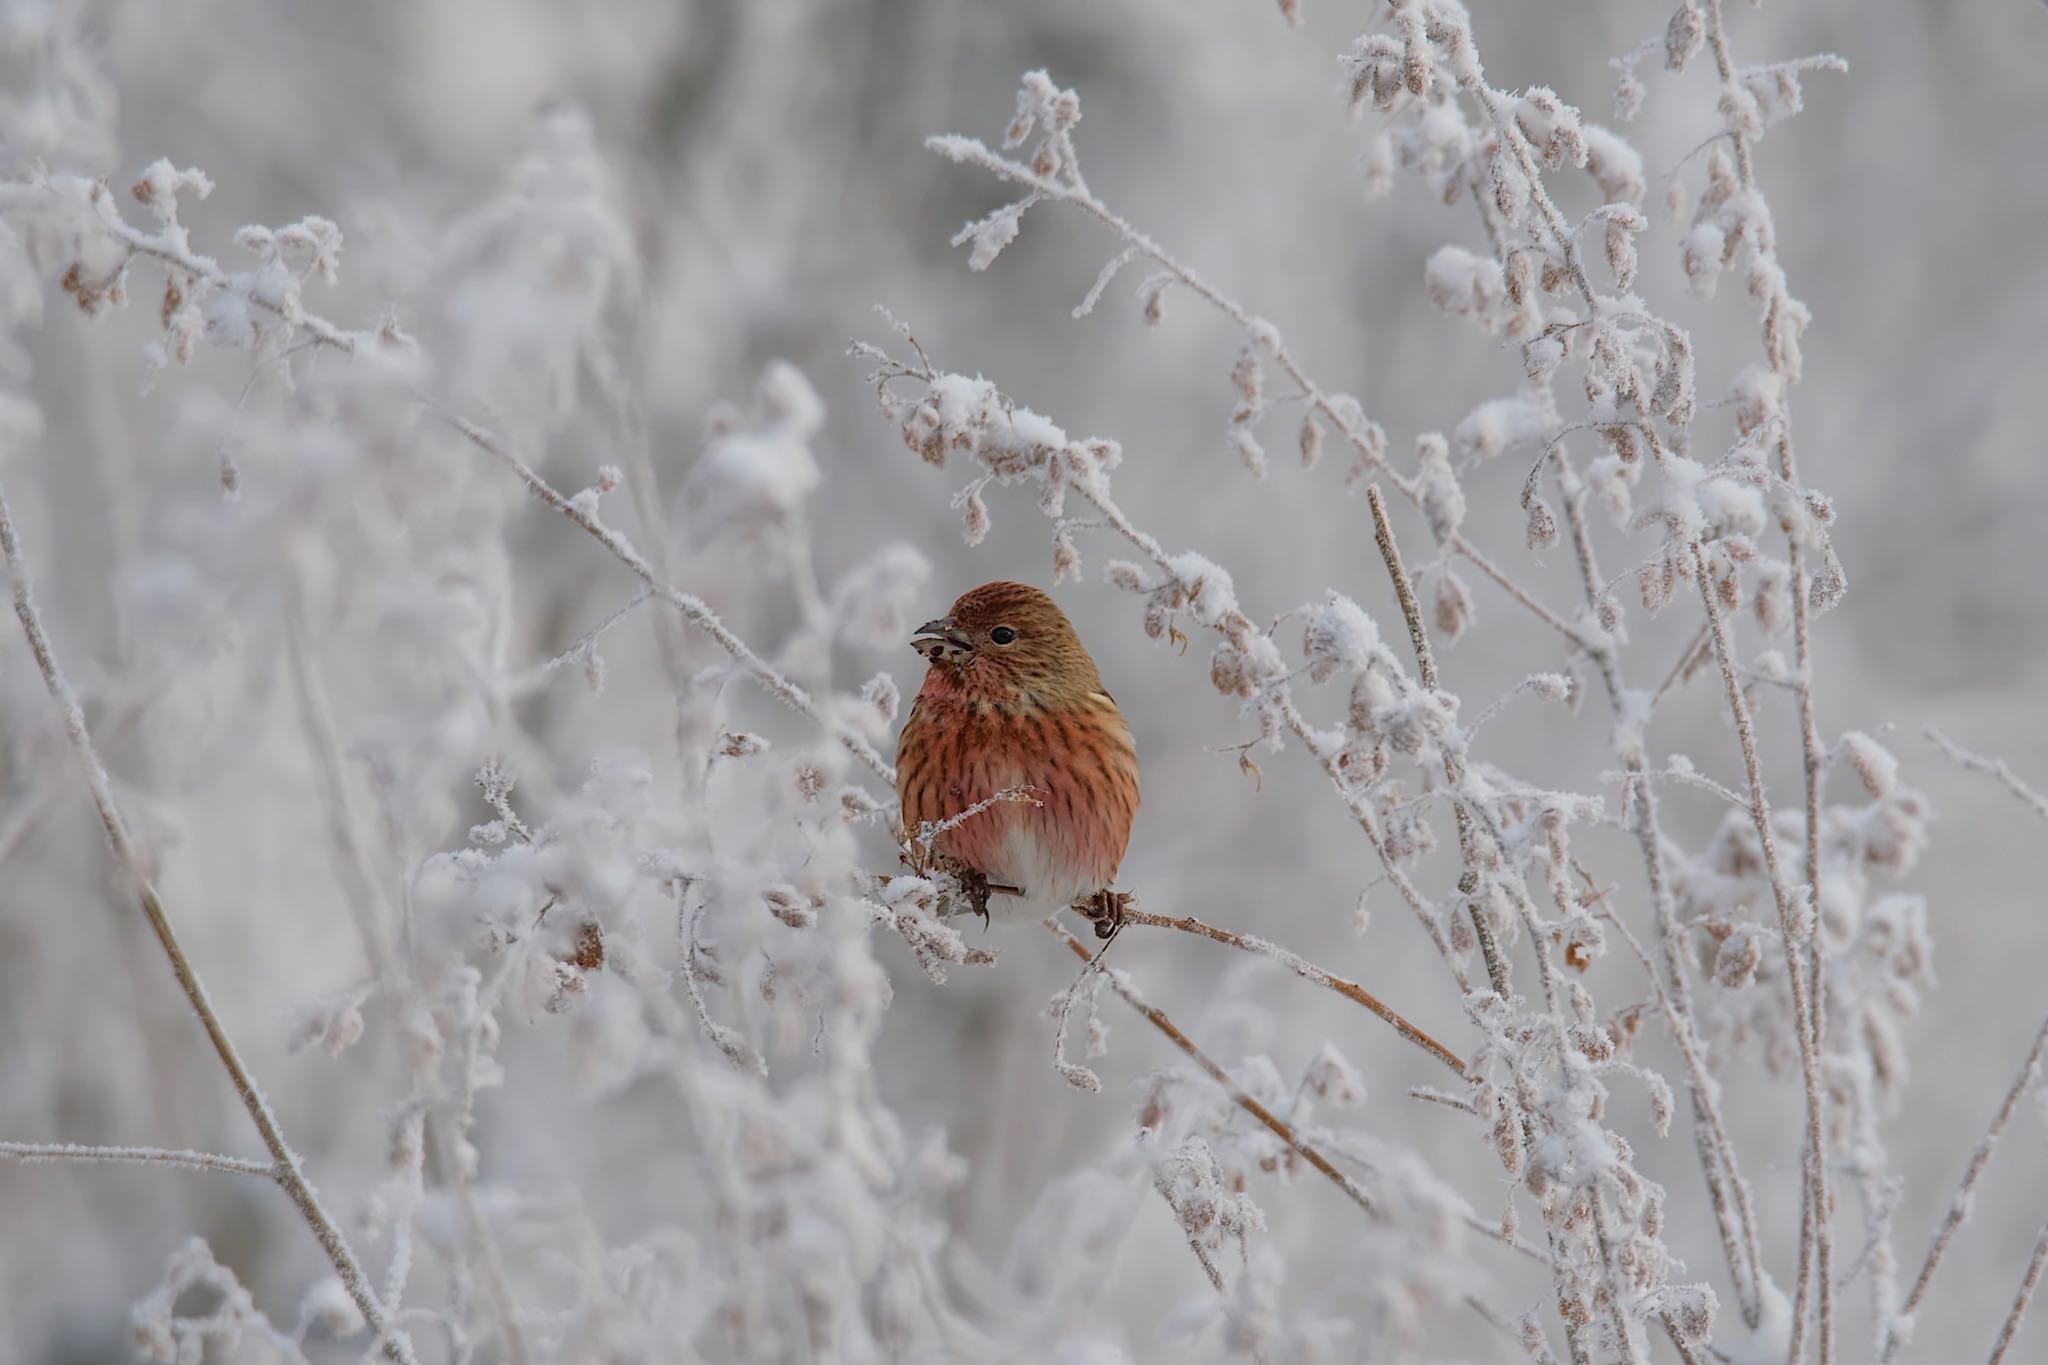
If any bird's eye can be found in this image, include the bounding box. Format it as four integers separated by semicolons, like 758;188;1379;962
990;626;1017;645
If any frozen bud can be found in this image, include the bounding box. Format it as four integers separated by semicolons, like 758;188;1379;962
762;886;817;929
955;201;1028;272
1603;206;1645;289
1403;27;1430;96
1303;1041;1367;1106
721;731;769;759
1614;70;1646;121
1450;911;1476;956
1433;569;1474;641
840;786;887;822
1524;335;1565;381
1753;561;1791;633
1503;248;1533;305
793;761;826;802
1531;672;1571;702
1085;436;1122;471
1231;426;1269;480
1719;85;1764;139
1416;433;1464;541
1425;245;1505;329
1639;556;1677;613
1682;223;1726;297
1142;281;1168;326
1714;925;1761;989
1492;154;1529;220
1665;1;1704;71
905;401;946;466
1661;1284;1717;1344
1523;492;1559;549
1231;347;1264;406
1210;644;1254;698
1299;416;1325;467
1104;559;1150;593
1302;591;1381;682
290;987;370;1057
1839;730;1899;798
1644;1069;1674;1136
1051;529;1081;583
958;486;990;546
860;672;901;726
582;650;606;694
1143;598;1170;640
1809;551;1847;611
1584;125;1647;204
1514;87;1588;170
1003;88;1037;148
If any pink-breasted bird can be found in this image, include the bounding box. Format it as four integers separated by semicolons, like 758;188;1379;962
896;581;1139;929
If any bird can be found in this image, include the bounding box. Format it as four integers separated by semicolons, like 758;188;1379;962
896;581;1139;933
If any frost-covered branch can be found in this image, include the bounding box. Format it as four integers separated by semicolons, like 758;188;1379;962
1112;906;1465;1075
0;1142;278;1179
433;406;897;785
0;484;420;1365
1987;1222;2048;1365
1884;1010;2048;1359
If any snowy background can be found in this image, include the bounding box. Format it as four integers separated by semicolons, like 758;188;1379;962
2;1;2046;1362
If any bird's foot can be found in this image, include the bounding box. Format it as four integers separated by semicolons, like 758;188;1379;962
1076;889;1133;940
959;868;995;930
927;858;1003;929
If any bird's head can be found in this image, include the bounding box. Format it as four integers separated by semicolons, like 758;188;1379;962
912;580;1102;703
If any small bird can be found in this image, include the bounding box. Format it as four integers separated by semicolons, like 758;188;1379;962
896;581;1139;931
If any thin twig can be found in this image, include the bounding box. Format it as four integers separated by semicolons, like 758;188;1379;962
1115;907;1465;1075
1046;921;1377;1221
1925;728;2048;825
1699;1;1841;1352
0;1141;277;1179
1365;484;1511;1000
1987;1221;2048;1365
1551;423;1766;1330
1885;1011;2048;1359
1693;535;1833;1362
430;405;896;786
928;133;1594;657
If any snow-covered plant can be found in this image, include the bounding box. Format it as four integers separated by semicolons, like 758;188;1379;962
0;4;2042;1365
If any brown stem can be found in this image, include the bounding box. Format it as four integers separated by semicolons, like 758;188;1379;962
1365;484;1512;999
1550;455;1767;1325
1050;922;1377;1220
1115;907;1465;1074
1988;1220;2048;1365
1888;1011;2048;1358
1692;536;1832;1362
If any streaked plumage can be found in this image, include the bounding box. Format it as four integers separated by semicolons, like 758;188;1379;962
896;581;1138;924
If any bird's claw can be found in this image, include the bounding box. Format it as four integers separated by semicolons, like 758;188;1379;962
1076;889;1132;940
962;870;993;930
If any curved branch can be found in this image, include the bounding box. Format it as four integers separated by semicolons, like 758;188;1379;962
1114;907;1466;1075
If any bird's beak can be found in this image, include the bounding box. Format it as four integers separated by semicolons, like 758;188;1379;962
912;616;973;662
